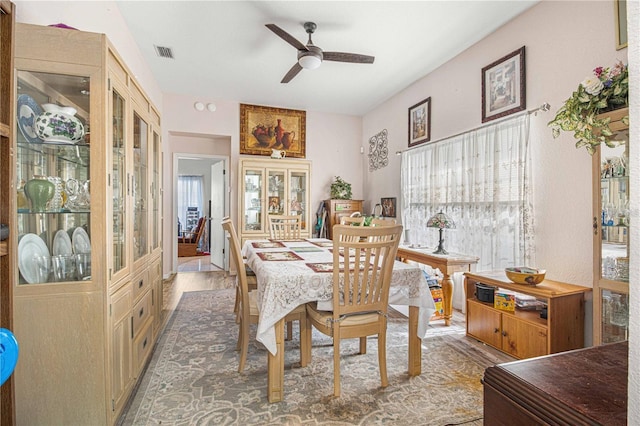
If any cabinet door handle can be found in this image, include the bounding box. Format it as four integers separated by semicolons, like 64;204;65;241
494;328;500;334
501;331;507;337
593;217;598;235
139;307;144;318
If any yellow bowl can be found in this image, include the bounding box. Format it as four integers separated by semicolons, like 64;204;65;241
505;267;546;285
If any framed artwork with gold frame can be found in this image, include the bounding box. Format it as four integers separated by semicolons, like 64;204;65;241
240;103;306;158
614;0;627;50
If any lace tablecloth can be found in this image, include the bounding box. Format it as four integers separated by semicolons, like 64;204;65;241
242;238;436;355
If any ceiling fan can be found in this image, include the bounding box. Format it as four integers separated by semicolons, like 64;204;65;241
265;21;375;83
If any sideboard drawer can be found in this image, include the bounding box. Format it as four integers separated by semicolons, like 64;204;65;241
333;202;359;211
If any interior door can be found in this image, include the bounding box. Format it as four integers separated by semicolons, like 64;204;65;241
210;161;225;268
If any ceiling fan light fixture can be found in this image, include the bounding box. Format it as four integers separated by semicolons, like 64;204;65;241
299;55;321;70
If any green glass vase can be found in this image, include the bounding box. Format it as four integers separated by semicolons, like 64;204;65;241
24;176;55;212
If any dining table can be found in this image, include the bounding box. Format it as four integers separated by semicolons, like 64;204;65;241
241;237;436;402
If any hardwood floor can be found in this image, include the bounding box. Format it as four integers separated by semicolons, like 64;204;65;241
177;255;222;272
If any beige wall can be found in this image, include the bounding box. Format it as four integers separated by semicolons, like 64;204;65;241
161;93;363;273
363;1;626;294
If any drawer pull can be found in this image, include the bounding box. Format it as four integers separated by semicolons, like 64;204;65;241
139;307;144;317
138;279;144;288
143;337;148;349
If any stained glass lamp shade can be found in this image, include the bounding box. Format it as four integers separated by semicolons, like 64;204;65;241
426;211;456;255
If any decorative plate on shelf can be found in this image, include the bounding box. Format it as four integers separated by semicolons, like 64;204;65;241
72;227;91;254
16;94;43;144
53;229;73;256
18;233;50;284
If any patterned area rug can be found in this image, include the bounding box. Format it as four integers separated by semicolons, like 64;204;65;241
120;289;512;426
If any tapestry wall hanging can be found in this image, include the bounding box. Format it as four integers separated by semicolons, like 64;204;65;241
240;103;306;158
369;129;389;171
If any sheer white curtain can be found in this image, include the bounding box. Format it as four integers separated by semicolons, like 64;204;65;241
177;175;204;231
401;113;534;271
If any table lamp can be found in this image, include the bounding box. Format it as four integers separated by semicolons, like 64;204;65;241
426;211;456;254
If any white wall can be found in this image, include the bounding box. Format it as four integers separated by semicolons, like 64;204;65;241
161;93;363;274
15;1;163;109
628;0;639;422
364;1;626;292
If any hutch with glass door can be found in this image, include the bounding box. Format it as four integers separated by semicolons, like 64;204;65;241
593;107;629;345
239;157;311;242
13;23;162;425
0;1;16;424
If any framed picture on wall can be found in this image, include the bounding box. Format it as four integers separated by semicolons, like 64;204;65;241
408;97;431;147
240;103;306;158
481;46;526;123
614;0;628;50
381;197;396;218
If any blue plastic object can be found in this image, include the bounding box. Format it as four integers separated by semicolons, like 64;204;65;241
0;328;18;386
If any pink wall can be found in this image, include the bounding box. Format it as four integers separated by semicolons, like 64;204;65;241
162;93;363;273
363;1;627;292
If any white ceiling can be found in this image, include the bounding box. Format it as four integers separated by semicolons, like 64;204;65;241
116;1;537;116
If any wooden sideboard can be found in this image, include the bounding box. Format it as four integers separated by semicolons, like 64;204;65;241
324;199;363;239
483;341;627;425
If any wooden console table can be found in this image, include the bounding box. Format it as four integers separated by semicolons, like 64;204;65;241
483;341;628;425
396;246;478;325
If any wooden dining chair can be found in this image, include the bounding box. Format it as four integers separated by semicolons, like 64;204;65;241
304;223;403;396
268;214;301;240
370;218;397;226
340;216;365;226
222;218;308;372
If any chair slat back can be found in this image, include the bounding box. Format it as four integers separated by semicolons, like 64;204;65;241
370;218;397;226
340;216;365;226
268;214;301;240
222;219;250;322
331;224;402;317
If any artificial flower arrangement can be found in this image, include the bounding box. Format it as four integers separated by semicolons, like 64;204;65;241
330;176;352;200
548;61;629;155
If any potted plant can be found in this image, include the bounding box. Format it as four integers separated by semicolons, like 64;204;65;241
330;176;352;200
548;61;628;155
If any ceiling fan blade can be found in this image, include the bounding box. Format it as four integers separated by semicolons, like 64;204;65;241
323;51;375;64
281;63;303;83
265;24;308;51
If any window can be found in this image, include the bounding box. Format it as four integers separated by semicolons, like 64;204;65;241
177;175;204;232
401;114;534;270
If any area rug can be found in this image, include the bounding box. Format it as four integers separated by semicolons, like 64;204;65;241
120;289;512;426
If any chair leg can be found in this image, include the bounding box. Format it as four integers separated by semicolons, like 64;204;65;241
333;331;341;397
359;337;367;354
286;321;293;341
238;318;249;373
378;328;388;388
298;315;309;367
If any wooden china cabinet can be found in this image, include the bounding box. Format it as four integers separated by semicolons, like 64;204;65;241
238;157;311;242
592;107;630;345
0;2;15;424
12;23;162;424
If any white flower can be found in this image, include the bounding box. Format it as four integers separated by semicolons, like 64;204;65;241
581;76;604;95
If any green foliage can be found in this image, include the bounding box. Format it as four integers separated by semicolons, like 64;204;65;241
548;61;628;155
330;176;352;200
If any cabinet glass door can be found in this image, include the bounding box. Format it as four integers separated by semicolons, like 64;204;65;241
267;170;285;215
151;129;160;252
243;168;263;232
132;111;148;261
111;88;126;275
16;70;91;284
289;170;308;230
597;138;629;343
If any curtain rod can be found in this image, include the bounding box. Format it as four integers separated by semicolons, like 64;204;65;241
396;102;551;155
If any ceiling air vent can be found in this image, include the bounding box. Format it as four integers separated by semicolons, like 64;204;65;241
154;45;174;59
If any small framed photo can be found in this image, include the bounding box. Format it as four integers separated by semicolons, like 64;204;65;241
268;196;280;212
381;197;396;218
408;97;431;147
481;46;526;123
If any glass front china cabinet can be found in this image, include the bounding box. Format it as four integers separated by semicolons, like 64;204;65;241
13;23;162;425
239;157;311;242
593;107;629;345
